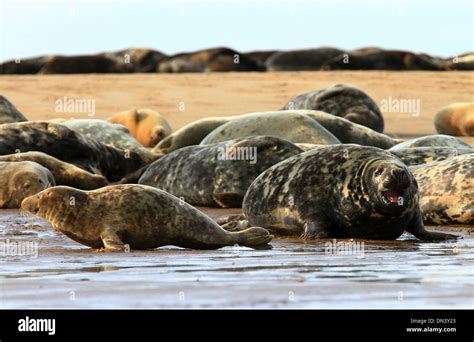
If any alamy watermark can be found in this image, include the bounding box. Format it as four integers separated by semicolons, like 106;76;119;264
325;239;365;259
380;96;420;117
217;145;257;164
0;239;38;258
55;96;96;117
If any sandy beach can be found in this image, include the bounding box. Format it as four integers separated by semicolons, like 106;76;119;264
0;71;473;309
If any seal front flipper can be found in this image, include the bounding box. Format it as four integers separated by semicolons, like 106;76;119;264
100;229;126;252
406;210;459;242
301;221;330;240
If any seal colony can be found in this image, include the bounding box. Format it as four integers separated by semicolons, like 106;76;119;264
0;82;469;251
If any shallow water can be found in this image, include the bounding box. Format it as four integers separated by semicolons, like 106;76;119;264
0;209;472;309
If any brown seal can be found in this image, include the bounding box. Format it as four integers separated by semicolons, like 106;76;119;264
0;161;55;208
434;103;474;136
0;152;107;190
107;109;172;147
21;185;273;250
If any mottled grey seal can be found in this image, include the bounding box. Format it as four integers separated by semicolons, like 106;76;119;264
225;145;457;241
21;185;273;250
0;152;107;190
390;147;473;166
103;48;167;73
0;121;155;182
0;161;55;208
302;110;400;149
265;47;345;71
60;119;145;151
389;134;472;150
200;111;341;146
434;103;474;136
139;136;303;207
107;109;172;147
154;117;232;153
0;95;28;124
282;84;384;133
409;154;473;225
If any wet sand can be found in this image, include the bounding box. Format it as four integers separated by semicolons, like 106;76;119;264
0;209;473;309
0;72;473;308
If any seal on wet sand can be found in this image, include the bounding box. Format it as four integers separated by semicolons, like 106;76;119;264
225;145;458;241
0;152;107;190
434;102;474;137
0;121;155;182
282;84;385;133
0;161;55;208
139;136;303;207
389;134;472;150
21;185;273;250
200;111;341;146
107;109;172;147
410;154;473;225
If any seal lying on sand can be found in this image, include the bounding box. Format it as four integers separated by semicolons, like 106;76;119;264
153;117;234;153
60;119;145;151
0;95;28;124
303;110;400;149
0;122;155;181
0;152;107;190
389;134;472;150
282;84;384;133
265;47;345;71
0;161;55;208
200;111;340;146
139;136;303;207
21;185;273;250
410;154;473;225
390;147;473;166
434;103;474;137
107;109;172;147
221;145;458;241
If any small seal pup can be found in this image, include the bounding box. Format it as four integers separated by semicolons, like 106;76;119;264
434;102;474;136
0;121;155;182
107;109;172;147
139;136;304;207
226;145;457;241
389;134;472;150
0;152;107;190
390;147;473;166
200;111;341;146
0;161;55;208
0;95;28;124
409;154;473;225
21;185;273;250
153;117;233;153
281;84;384;133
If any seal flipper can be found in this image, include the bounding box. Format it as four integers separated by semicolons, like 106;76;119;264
301;221;330;240
100;229;126;251
230;227;273;246
215;214;249;232
406;210;459;242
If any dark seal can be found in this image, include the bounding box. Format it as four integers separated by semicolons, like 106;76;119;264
282;84;385;133
21;185;273;250
237;145;457;241
139;136;303;207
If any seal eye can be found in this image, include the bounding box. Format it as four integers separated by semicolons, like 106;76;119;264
374;167;384;177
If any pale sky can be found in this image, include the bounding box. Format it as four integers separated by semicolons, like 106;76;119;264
0;0;473;62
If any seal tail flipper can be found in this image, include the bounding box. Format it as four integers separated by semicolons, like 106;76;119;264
230;227;273;246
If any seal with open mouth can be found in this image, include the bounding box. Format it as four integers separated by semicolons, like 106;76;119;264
224;145;458;241
21;184;273;251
